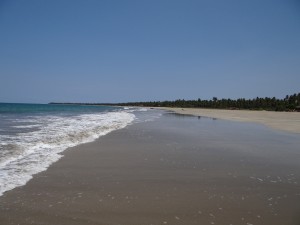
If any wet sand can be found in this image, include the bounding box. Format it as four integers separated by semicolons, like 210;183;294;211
0;112;300;225
158;107;300;134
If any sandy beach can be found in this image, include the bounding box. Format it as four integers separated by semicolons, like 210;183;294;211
158;107;300;134
1;0;300;224
0;110;299;225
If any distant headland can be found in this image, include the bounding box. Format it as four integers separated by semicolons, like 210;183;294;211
49;92;300;112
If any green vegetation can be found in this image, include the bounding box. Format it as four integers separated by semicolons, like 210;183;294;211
113;93;300;111
50;93;300;111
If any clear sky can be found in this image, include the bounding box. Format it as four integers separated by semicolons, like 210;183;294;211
0;0;299;103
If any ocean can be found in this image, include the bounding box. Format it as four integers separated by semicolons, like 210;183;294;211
0;103;159;196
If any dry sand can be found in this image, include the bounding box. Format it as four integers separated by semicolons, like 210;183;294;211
158;107;300;134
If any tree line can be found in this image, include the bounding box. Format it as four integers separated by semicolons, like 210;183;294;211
50;93;300;111
113;93;300;111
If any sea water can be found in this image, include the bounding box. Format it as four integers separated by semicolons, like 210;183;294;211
0;103;158;196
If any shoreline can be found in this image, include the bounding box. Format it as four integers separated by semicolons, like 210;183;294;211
156;107;300;134
0;112;300;224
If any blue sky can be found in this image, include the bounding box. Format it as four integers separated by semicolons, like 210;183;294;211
0;0;299;103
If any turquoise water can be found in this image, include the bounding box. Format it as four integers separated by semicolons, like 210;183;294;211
0;103;117;114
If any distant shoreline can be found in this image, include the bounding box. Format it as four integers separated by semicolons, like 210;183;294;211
156;107;300;134
48;102;300;134
49;93;300;112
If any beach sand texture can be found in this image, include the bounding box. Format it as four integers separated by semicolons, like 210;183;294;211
0;112;299;225
158;107;300;134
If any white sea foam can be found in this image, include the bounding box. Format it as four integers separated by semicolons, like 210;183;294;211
126;107;148;112
0;111;135;196
125;107;162;123
12;124;42;128
138;108;148;112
